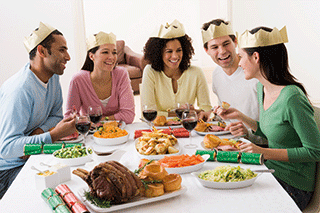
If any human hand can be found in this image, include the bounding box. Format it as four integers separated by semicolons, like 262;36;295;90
198;111;211;122
214;106;241;120
225;121;249;137
50;115;76;142
29;128;44;136
239;141;263;153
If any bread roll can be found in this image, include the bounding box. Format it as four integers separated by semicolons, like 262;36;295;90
203;134;224;149
145;183;164;197
142;164;168;180
221;101;230;110
153;116;167;126
162;174;182;192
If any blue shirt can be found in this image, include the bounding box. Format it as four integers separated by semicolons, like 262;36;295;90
0;63;63;170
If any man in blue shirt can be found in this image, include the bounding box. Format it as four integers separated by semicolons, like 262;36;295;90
0;22;76;199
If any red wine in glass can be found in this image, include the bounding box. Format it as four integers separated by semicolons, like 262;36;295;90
75;121;91;134
175;109;185;119
143;110;157;122
182;118;198;131
89;115;102;124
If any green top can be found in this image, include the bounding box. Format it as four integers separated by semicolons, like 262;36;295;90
255;83;320;191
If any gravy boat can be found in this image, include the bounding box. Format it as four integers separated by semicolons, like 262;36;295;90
86;146;126;163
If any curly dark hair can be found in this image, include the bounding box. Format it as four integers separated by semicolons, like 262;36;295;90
143;34;194;73
243;26;308;97
201;19;236;49
29;29;63;60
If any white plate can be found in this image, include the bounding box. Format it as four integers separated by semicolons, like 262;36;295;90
52;152;91;166
195;121;230;136
77;185;187;212
93;134;129;146
135;139;181;160
89;120;126;134
153;117;182;129
58;134;84;143
164;154;210;174
200;138;250;150
192;169;260;189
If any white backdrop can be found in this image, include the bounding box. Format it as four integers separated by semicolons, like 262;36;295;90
0;0;319;113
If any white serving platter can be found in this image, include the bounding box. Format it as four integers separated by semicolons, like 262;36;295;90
192;169;260;189
77;185;187;212
135;138;181;160
163;154;210;174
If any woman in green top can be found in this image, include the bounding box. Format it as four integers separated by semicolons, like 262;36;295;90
215;26;320;211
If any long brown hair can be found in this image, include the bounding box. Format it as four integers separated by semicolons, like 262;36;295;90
243;26;308;96
81;46;99;72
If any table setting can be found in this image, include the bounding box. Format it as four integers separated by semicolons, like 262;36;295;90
0;119;302;213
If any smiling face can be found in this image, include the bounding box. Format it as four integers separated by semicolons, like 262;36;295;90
162;39;183;72
43;34;70;76
90;43;117;72
238;48;260;80
205;35;238;72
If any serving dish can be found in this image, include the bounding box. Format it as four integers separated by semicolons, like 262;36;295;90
195;121;230;136
93;133;129;146
52;152;92;166
77;185;187;212
89;120;126;134
135;139;181;160
163;154;210;174
153;117;182;129
192;169;260;189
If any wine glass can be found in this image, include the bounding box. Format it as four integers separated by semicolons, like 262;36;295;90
142;104;157;128
75;114;91;144
175;103;190;119
88;106;102;124
182;110;198;149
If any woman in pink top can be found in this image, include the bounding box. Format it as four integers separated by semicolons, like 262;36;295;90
65;32;135;124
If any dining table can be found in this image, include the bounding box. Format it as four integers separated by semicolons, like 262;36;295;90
0;122;302;213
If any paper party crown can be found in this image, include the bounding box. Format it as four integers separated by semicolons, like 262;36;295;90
201;22;234;44
236;26;288;48
24;22;56;53
150;19;185;39
86;31;116;51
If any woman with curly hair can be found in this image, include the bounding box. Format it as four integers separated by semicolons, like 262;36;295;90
140;20;211;117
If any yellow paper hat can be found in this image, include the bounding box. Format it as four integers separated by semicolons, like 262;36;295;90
86;31;116;51
236;26;288;48
24;22;56;53
150;19;185;39
201;22;234;44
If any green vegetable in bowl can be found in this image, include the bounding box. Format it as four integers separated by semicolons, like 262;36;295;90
198;165;257;182
54;145;92;159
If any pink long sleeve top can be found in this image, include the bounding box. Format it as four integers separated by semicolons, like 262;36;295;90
65;68;135;124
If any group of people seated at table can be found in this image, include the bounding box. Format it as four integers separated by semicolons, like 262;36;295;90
0;19;320;211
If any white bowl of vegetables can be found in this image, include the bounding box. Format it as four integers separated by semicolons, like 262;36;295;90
53;145;93;166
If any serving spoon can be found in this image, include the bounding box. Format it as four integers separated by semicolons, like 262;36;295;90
251;169;275;173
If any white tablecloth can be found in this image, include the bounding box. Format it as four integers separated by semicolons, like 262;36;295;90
0;122;301;213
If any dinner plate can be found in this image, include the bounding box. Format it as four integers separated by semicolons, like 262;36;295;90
58;134;84;143
192;169;260;189
77;185;187;212
93;134;129;146
200;138;250;151
135;138;181;160
164;154;210;174
89;120;126;134
195;121;230;136
153;117;182;129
